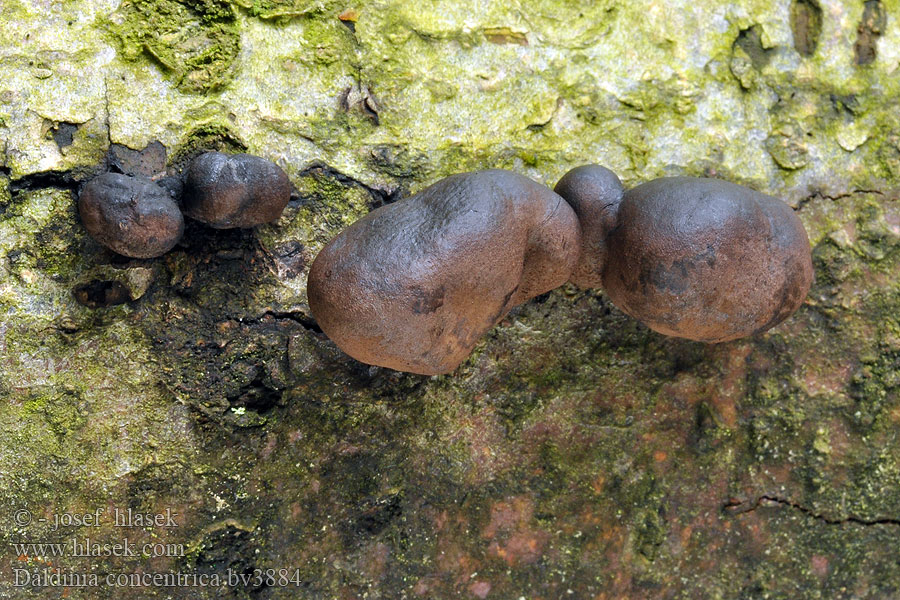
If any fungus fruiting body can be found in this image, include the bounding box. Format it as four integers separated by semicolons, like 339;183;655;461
307;169;581;375
183;152;291;228
78;172;184;259
553;165;624;288
600;176;814;342
309;167;815;374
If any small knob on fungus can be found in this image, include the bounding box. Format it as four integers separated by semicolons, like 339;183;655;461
553;164;624;288
182;152;292;228
598;176;814;342
307;169;582;375
78;172;184;259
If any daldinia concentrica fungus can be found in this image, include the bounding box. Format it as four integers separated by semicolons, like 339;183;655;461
598;176;814;342
78;172;184;259
307;169;581;375
182;152;291;228
308;164;815;374
553;165;624;288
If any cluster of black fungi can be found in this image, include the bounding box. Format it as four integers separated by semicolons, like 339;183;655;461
79;161;814;377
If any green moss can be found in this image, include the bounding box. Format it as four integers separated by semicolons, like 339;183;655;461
366;144;430;179
169;123;247;171
291;107;380;153
106;0;241;94
275;167;372;254
23;388;89;439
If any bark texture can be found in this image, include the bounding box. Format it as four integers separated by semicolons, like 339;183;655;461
2;1;900;598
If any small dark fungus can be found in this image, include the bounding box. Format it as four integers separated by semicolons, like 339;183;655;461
307;169;581;375
554;164;624;288
602;176;814;342
182;152;291;228
78;172;184;259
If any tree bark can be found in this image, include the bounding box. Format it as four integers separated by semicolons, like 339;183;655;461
2;1;899;598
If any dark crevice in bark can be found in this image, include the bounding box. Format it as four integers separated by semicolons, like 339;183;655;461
855;0;886;66
72;280;132;308
724;495;900;527
299;162;404;207
733;25;774;70
791;0;823;57
50;121;79;149
795;188;885;210
8;169;82;195
234;310;322;334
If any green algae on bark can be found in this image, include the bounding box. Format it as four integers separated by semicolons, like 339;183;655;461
168;123;248;173
231;0;341;20
106;0;241;93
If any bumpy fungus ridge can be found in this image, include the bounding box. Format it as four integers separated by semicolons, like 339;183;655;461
307;169;581;376
553;165;624;288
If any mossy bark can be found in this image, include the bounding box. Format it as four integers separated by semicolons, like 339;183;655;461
2;1;900;598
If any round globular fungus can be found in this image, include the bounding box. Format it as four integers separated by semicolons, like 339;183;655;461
553;164;624;288
182;152;291;228
307;169;582;375
78;172;184;259
308;165;816;372
600;176;814;343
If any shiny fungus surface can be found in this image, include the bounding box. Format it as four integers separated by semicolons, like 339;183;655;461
602;176;814;342
183;151;291;229
307;169;582;375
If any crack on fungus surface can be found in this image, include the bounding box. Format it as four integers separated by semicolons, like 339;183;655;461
725;496;900;527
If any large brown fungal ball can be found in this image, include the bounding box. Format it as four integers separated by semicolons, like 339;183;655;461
78;172;184;259
602;177;814;342
307;170;582;375
554;165;624;288
182;152;291;228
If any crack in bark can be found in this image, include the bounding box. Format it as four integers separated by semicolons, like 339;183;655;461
298;161;403;207
8;169;81;194
724;495;900;527
104;73;113;149
2;79;106;199
233;310;322;333
795;188;886;211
